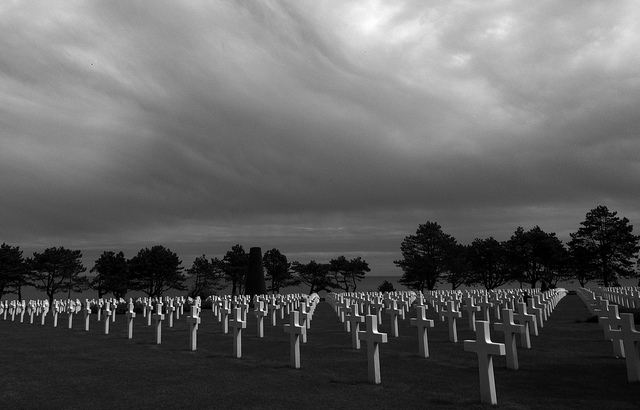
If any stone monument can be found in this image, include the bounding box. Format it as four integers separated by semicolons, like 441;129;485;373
244;247;267;298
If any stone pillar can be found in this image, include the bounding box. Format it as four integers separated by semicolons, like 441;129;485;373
245;247;267;298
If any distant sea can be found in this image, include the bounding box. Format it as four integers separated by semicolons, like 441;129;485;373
5;275;638;302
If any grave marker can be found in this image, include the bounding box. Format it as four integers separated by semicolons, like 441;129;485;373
358;314;388;384
464;320;506;405
83;300;91;331
284;311;306;369
440;300;462;342
103;301;112;335
125;300;136;339
347;303;365;350
387;300;403;337
410;305;434;358
609;313;640;382
253;300;268;338
153;303;165;344
494;308;525;370
513;302;537;349
186;305;201;351
464;296;481;331
230;307;246;358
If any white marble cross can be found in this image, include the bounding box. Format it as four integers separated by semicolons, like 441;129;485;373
153;303;165;344
52;301;61;327
269;298;280;327
477;294;493;321
146;299;153;326
608;313;640;382
41;301;49;326
125;300;136;339
513;302;537;348
220;300;231;334
253;300;268;338
27;302;35;324
527;299;544;329
599;304;625;358
230;307;246;358
166;300;176;328
186;305;201;351
387;300;403;337
464;296;481;331
464;320;506;405
284;311;306;369
440;300;462;342
494;308;525;370
358;314;388;384
110;300;117;323
83;300;91;331
410;305;434;358
103;301;112;335
19;300;26;323
347;303;365;350
299;302;311;344
67;300;76;329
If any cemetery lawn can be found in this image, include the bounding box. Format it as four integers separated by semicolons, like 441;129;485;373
1;294;639;410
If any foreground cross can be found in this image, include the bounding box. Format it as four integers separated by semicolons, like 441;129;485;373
67;301;75;329
464;320;506;405
358;314;388;384
125;301;136;339
464;297;481;331
387;300;403;337
253;300;268;338
410;305;434;358
153;303;165;344
347;303;365;349
284;311;306;369
103;301;112;335
609;313;640;382
599;304;625;358
83;300;91;331
230;307;246;358
440;300;462;342
513;302;537;349
186;306;201;351
494;308;525;370
220;300;231;334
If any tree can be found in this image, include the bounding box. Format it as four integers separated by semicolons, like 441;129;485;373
90;251;130;299
377;280;396;293
291;260;333;294
186;255;225;298
506;226;568;288
567;244;596;287
128;245;186;298
329;255;370;292
0;243;29;300
568;205;640;287
27;247;86;304
263;248;299;294
219;244;248;296
467;237;512;290
445;244;472;290
394;222;457;292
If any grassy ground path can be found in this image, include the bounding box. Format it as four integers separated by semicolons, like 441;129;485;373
0;294;638;409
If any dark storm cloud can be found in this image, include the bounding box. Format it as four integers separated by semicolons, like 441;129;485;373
2;1;639;273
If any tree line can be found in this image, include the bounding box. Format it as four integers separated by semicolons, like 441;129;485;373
1;205;638;302
0;243;371;304
394;205;640;292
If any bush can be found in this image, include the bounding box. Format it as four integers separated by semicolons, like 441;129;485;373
377;280;396;293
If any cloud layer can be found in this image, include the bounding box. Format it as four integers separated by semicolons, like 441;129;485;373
2;1;640;273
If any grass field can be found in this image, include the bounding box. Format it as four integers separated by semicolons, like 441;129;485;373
1;294;639;409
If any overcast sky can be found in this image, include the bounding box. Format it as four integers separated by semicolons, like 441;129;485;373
2;1;639;275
